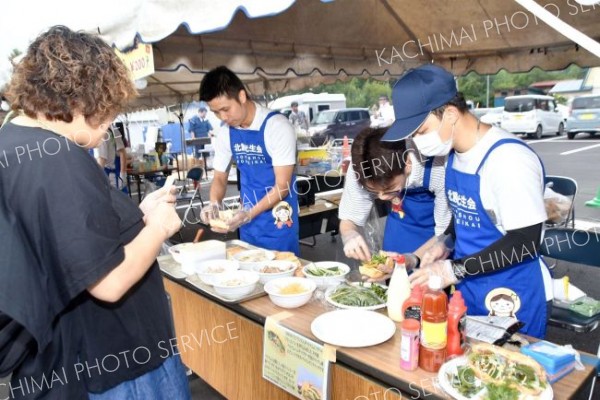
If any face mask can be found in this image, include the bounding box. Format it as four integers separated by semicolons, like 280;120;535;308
413;115;454;157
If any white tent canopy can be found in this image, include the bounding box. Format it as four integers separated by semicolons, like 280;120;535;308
1;0;599;110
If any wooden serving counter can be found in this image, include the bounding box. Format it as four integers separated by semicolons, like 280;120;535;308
163;275;595;400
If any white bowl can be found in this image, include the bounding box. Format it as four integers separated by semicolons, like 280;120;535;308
232;249;276;270
302;262;350;289
211;271;260;300
250;260;298;284
195;259;240;285
264;277;317;309
168;241;226;275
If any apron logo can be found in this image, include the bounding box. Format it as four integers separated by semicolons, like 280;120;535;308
273;201;293;229
391;196;405;218
485;288;521;318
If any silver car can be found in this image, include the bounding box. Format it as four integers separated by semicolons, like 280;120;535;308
566;95;600;139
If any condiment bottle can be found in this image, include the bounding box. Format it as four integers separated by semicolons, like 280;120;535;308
402;284;424;322
447;290;468;358
419;275;448;372
386;255;411;322
400;319;420;371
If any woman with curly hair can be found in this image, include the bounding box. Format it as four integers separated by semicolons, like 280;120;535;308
0;26;190;399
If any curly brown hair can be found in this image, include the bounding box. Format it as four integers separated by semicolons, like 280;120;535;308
5;26;136;127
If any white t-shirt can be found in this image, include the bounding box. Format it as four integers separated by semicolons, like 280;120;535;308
95;129;125;170
450;126;552;300
213;103;296;172
339;151;451;236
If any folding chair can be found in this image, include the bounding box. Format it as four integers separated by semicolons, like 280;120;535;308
545;175;578;228
180;167;204;226
540;227;600;400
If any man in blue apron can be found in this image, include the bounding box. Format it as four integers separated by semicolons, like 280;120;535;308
199;66;299;255
382;65;551;338
339;129;450;262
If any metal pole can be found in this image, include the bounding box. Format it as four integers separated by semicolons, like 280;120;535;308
486;75;490;108
177;104;188;174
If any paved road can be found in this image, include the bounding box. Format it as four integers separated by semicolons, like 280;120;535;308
525;133;600;224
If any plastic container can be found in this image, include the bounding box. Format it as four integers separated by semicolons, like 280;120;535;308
400;319;420;371
447;291;467;358
521;341;576;376
419;275;448;372
168;240;227;275
402;284;424;322
386;255;411;322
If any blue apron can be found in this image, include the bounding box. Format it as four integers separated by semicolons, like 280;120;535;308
446;138;548;338
229;112;300;255
383;158;436;253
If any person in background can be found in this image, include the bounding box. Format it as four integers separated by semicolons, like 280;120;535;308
187;106;214;157
199;66;300;255
288;101;309;130
96;125;127;189
377;95;395;127
382;64;551;338
339;128;450;263
0;26;189;398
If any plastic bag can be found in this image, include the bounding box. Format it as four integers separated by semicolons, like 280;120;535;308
544;187;571;224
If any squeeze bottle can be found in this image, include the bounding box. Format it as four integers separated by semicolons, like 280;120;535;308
447;291;468;358
386;255;411;322
419;275;448;372
402;284;424;322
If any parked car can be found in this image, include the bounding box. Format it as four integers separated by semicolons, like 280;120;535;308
501;95;564;139
479;107;503;127
309;108;371;146
566;94;600;140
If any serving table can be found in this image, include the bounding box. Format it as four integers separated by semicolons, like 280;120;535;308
162;272;595;400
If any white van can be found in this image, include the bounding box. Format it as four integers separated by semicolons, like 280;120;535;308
501;95;564;139
269;93;346;123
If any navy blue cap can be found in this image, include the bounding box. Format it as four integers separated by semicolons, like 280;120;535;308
382;64;457;142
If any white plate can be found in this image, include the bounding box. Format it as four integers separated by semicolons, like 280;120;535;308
438;356;553;400
324;283;387;311
310;310;396;348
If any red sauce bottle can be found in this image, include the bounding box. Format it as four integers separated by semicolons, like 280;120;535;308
419;276;448;372
447;291;468;359
402;284;424;322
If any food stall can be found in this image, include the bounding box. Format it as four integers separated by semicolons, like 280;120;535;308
160;241;596;400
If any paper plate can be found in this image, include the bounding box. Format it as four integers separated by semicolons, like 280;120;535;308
310;310;396;348
438;356;553;400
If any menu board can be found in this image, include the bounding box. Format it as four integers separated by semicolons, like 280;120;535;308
263;317;330;400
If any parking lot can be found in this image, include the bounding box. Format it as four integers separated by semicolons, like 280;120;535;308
525;133;600;225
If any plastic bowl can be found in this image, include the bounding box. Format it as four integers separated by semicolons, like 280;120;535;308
195;259;240;285
168;241;226;275
211;271;260;300
233;249;276;270
250;260;298;284
302;262;350;289
264;277;317;309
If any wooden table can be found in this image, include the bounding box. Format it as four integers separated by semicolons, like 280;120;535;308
126;165;178;203
163;275;595;400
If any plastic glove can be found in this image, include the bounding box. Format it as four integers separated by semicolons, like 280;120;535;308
342;230;371;261
421;234;455;266
200;202;220;225
119;172;128;188
139;185;177;218
144;201;181;240
408;260;457;289
224;210;252;232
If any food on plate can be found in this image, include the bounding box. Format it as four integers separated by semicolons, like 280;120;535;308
448;365;483;398
205;266;225;274
238;252;270;263
267;330;286;354
328;284;387;307
279;283;309;295
260;264;293;274
305;265;343;277
359;251;394;279
223;278;247;287
226;245;247;259
449;343;548;400
298;382;322;400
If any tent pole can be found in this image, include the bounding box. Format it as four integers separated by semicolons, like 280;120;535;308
176;104;188;175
